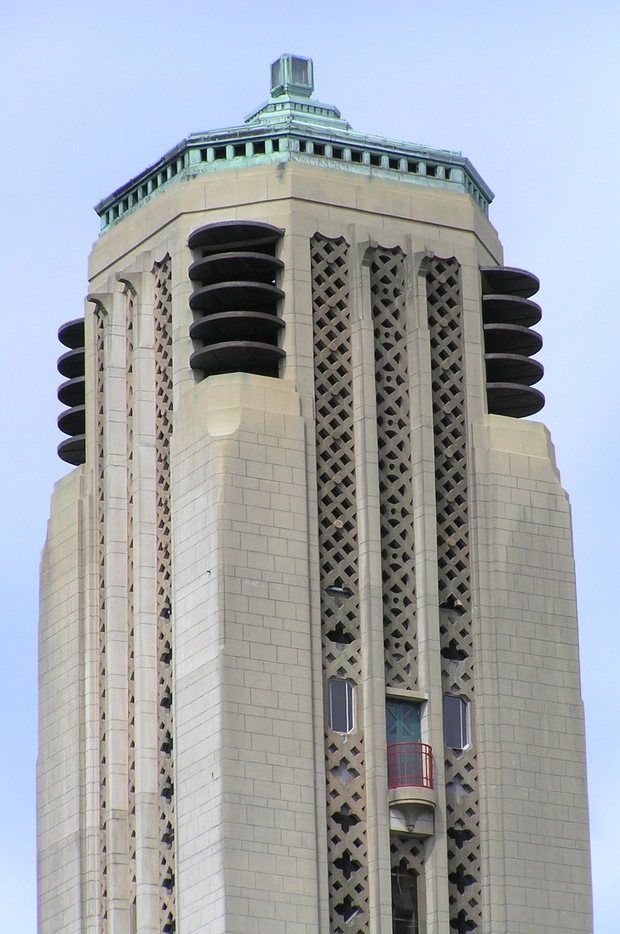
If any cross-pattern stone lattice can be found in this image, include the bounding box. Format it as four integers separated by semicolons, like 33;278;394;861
153;258;176;933
95;307;108;932
370;247;418;689
311;233;369;933
125;287;137;907
426;258;481;932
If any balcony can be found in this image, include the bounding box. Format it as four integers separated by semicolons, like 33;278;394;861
387;741;433;789
387;742;436;837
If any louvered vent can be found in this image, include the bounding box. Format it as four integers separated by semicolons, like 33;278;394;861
188;220;285;378
57;317;86;464
480;266;544;418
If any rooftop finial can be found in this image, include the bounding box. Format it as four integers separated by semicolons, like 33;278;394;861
270;54;314;99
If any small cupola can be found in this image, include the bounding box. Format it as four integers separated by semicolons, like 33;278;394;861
270;54;314;98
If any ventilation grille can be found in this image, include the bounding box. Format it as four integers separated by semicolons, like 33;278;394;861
188;220;285;379
57;317;86;464
480;265;544;418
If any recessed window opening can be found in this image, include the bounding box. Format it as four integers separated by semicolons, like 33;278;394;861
443;695;469;750
392;864;419;934
214;146;227;160
328;678;355;733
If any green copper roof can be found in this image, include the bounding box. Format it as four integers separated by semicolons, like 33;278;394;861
95;54;494;232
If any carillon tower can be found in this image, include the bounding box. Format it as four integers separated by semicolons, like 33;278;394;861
39;55;592;934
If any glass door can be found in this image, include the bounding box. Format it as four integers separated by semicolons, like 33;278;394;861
386;699;423;788
386;699;421;743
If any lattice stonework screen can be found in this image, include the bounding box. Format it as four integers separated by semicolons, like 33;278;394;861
370;247;418;689
153;258;176;934
311;234;369;933
95;307;108;933
426;258;482;933
125;286;137;908
370;245;427;909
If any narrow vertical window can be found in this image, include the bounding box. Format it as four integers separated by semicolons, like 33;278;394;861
392;865;419;934
443;695;469;750
328;679;355;733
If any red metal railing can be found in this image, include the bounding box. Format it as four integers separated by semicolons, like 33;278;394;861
387;742;433;790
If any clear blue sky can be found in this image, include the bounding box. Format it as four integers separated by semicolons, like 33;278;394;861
2;2;618;931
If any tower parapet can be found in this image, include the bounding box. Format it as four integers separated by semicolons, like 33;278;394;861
95;54;493;232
